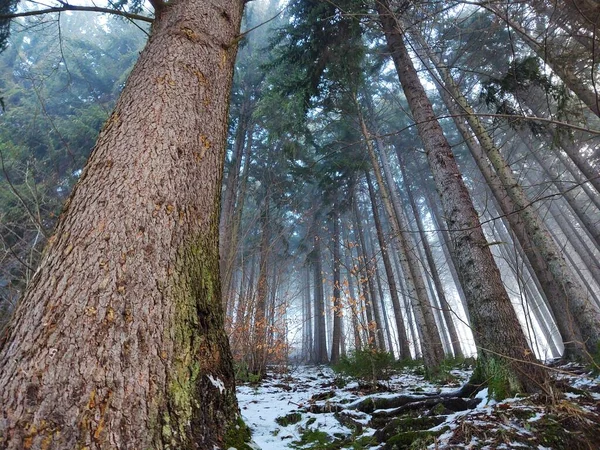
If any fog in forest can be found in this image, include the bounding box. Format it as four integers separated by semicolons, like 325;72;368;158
1;1;600;449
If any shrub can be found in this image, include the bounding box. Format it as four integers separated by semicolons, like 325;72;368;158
333;349;397;382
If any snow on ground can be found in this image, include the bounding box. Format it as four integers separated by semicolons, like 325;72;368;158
235;362;600;449
237;366;354;449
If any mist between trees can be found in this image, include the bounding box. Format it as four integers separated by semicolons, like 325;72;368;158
0;0;599;448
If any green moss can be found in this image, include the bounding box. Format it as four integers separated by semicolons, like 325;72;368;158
275;412;303;427
431;402;446;415
159;229;238;448
291;429;331;448
384;428;448;450
472;356;521;400
223;416;253;450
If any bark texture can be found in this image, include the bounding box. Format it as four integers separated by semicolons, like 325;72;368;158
0;1;245;448
376;0;551;395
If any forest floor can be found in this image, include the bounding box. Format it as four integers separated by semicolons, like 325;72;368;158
236;360;600;449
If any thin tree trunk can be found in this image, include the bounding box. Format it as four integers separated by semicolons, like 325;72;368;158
221;128;254;310
365;171;410;358
343;225;363;351
367;220;395;354
356;106;443;370
304;266;313;362
354;195;386;352
0;1;245;448
250;198;271;377
330;209;342;364
220;96;251;308
313;229;329;364
398;151;464;358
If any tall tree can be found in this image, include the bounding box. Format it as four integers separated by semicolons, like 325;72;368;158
0;1;246;448
375;0;551;396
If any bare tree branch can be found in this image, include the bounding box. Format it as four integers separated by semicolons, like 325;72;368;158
0;5;153;23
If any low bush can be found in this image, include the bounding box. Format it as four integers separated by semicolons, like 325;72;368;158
333;349;397;382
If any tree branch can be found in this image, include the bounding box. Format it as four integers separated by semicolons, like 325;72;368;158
0;5;153;23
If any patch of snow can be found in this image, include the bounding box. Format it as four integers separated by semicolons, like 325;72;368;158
207;374;226;394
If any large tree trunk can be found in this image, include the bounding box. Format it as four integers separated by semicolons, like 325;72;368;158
376;0;551;396
0;1;245;448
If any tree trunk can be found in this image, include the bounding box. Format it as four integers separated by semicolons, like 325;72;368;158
249;198;271;378
0;1;245;448
343;225;364;351
304;266;313;362
411;28;597;359
365;170;410;359
221;128;254;311
356;106;442;369
353;195;387;352
313;230;329;364
397;151;464;358
376;0;551;395
330;209;342;364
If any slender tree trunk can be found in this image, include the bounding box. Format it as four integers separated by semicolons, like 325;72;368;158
423;187;471;323
250;198;271;377
343;226;363;351
304;266;313;362
220;95;250;307
353;195;386;352
374;136;445;362
221;128;254;310
397;151;464;358
0;1;245;448
365;171;411;359
356;107;443;370
330;209;342;364
313;230;329;364
390;243;421;358
376;1;551;395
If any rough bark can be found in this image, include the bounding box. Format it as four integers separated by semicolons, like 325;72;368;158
376;0;551;395
0;1;245;448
